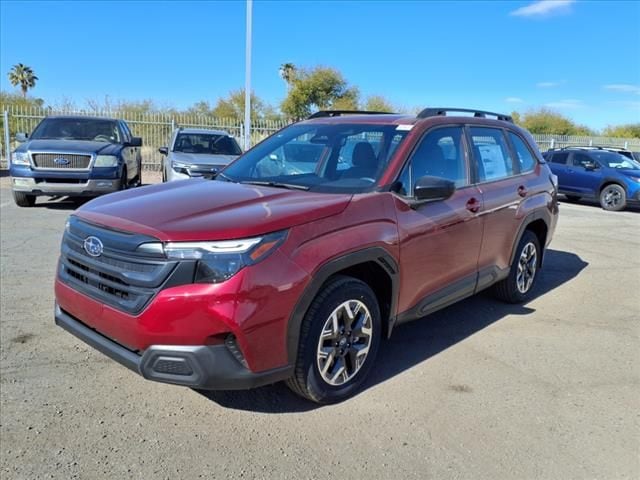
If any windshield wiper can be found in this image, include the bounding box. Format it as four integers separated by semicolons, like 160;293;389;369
240;180;309;191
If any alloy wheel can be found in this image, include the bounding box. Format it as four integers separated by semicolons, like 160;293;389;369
602;187;622;209
516;242;537;294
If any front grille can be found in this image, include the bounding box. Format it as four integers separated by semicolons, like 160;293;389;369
189;164;223;175
32;153;92;169
58;218;179;314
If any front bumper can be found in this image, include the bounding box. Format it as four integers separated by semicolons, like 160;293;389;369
11;177;121;196
55;304;292;390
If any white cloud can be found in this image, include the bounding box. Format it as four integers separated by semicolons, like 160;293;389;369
537;81;561;88
505;97;525;103
545;99;585;109
510;0;575;18
605;100;640;110
603;84;640;95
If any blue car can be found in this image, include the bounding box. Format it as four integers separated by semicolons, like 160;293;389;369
544;147;640;211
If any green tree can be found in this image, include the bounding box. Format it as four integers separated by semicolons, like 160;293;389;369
211;89;273;120
279;63;297;90
7;64;38;98
602;123;640;139
363;95;395;112
512;108;595;136
281;66;359;119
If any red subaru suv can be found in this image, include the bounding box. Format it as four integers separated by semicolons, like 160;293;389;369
55;108;558;403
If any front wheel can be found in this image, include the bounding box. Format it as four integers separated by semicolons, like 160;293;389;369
118;167;128;191
493;230;541;304
286;276;381;403
599;184;626;211
13;191;36;207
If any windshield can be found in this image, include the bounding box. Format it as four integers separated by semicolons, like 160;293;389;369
173;133;242;155
593;151;640;170
221;123;409;193
30;118;121;143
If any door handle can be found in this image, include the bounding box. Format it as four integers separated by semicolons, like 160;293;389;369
517;185;528;198
466;197;481;213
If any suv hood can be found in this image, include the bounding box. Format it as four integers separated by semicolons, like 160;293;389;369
17;139;120;155
75;179;352;241
170;152;238;166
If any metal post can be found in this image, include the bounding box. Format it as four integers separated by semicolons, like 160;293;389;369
244;0;253;150
3;111;10;167
624;141;628;149
550;138;555;149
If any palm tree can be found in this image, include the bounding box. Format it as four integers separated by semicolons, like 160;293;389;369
279;63;296;90
8;64;38;98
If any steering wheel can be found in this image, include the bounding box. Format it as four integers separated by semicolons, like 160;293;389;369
94;134;111;142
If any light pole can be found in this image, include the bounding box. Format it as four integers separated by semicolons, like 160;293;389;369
244;0;252;151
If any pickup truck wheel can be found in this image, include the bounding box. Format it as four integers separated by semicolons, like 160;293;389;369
119;167;128;190
13;191;36;207
286;275;381;404
599;184;626;211
493;230;541;304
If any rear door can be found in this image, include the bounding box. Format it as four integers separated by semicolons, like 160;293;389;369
547;151;570;189
467;126;523;280
393;125;484;318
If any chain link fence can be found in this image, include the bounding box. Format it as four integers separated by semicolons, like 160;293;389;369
2;105;639;170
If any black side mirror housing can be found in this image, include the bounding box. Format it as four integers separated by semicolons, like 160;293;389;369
413;176;456;203
158;147;169;155
16;132;28;143
126;137;142;147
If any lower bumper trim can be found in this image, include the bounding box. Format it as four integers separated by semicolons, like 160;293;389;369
54;304;292;390
12;177;121;196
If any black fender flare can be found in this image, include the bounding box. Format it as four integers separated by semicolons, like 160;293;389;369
286;247;399;364
509;209;551;267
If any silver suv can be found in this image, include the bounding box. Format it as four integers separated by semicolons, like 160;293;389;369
159;128;242;182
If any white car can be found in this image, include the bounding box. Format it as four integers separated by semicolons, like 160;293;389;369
159;128;242;182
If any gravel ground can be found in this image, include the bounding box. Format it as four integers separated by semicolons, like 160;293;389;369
1;171;639;479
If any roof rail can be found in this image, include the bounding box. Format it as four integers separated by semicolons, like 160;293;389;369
307;110;395;119
417;107;513;123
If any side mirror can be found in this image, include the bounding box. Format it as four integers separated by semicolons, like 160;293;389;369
16;132;28;143
158;147;169;155
127;137;142;147
584;162;597;171
414;176;456;203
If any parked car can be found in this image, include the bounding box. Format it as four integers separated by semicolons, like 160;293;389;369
9;116;143;207
543;147;640;211
159;128;242;182
55;108;558;403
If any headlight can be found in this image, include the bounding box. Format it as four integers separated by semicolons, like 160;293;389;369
171;160;190;173
628;176;640;183
94;155;119;167
11;151;29;166
142;231;287;284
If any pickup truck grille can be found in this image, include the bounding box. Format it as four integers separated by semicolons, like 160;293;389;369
32;153;92;169
58;218;181;314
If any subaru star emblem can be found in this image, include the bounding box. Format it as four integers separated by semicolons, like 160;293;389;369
83;236;104;257
53;157;70;165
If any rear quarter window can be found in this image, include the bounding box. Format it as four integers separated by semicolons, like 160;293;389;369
508;132;537;173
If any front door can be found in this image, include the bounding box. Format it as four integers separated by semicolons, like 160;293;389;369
565;152;602;196
393;126;484;320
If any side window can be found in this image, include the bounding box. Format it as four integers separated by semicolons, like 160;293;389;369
409;126;467;192
119;121;131;143
469;127;515;182
571;153;593;167
550;152;569;164
508;132;537;173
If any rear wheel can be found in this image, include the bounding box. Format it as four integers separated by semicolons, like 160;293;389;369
12;191;36;207
599;184;626;211
286;276;381;403
493;230;541;304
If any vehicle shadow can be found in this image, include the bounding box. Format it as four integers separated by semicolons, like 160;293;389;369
197;248;588;413
34;196;92;210
560;195;640;213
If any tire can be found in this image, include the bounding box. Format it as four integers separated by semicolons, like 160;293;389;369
286;275;381;403
162;165;167;183
564;195;581;202
119;167;128;191
493;230;541;304
12;191;36;207
599;184;626;211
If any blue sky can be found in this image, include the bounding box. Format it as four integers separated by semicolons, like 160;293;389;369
1;0;639;130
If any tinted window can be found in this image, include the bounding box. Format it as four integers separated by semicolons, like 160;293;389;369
408;126;467;193
469;127;514;182
591;151;640;170
174;133;242;155
550;152;569;164
508;132;536;173
571;153;594;167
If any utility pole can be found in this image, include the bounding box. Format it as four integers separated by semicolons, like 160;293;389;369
244;0;252;151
